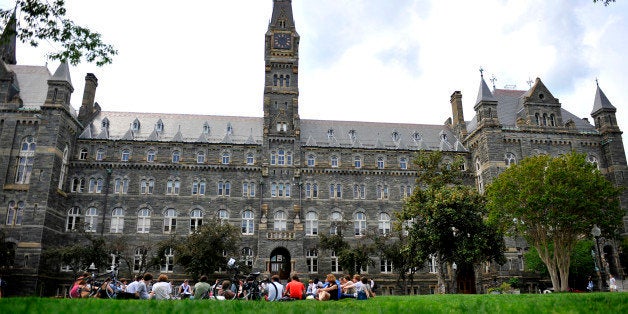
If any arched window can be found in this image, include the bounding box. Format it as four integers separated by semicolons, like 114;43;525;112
132;119;140;131
307;154;316;167
273;74;278;86
16;136;36;184
354;156;362;168
85;207;98;233
218;209;229;223
156;120;164;132
330;155;339;168
542;113;548;126
241;210;254;235
190;209;203;233
353;184;366;199
5;201;24;226
535;113;541;125
78;148;88;160
400;157;408;170
329;183;342;199
377;157;385;169
137;209;151;233
274;210;287;231
66;207;81;231
166;179;181;195
110;208;124;233
246;153;255;165
164;209;177;233
197;151;205;164
59;146;69;189
114;178;129;194
391;131;400;142
330;211;342;235
285;75;290;87
146;149;156;162
96;148;105;161
222;152;230;165
549;114;556;126
377;184;389;200
121;149;130;162
203;123;211;134
504;153;517;167
140;179;155;195
218;181;231;196
305;211;318;236
587;155;599;169
378;213;391;235
354;212;366;236
172;150;180;163
192;179;206;196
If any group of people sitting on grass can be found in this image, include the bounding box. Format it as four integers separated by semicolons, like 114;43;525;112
70;271;376;301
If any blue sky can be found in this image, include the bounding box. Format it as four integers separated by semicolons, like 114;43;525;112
2;0;627;131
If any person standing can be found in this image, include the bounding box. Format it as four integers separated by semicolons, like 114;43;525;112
609;274;617;292
179;279;193;299
284;275;305;300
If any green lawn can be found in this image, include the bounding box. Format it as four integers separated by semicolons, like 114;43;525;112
1;294;626;314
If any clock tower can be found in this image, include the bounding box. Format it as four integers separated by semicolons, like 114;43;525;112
263;0;300;139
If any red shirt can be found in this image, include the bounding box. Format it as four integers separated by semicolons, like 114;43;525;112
285;280;305;299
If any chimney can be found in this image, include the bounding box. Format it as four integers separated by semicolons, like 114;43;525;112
450;91;467;138
78;73;99;125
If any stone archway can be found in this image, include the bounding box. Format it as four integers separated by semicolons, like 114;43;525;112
269;247;291;280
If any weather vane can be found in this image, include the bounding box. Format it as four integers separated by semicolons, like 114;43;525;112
490;75;497;90
527;78;533;88
479;67;484;78
595;77;599;87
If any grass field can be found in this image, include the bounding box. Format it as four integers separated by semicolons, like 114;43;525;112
0;293;626;314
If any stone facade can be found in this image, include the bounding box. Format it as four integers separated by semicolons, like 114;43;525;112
0;0;626;296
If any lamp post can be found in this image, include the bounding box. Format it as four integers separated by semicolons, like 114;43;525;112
452;262;458;294
591;225;605;291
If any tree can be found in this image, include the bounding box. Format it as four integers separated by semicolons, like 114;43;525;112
399;151;506;293
44;234;109;279
174;218;241;279
0;0;117;66
593;0;616;5
525;240;595;290
374;231;424;294
486;152;623;292
318;233;375;275
107;234;162;278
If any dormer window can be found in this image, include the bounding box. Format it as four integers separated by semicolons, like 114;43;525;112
412;132;422;141
348;130;357;141
391;131;400;142
101;118;109;129
327;129;334;139
226;123;233;135
440;133;447;141
132;119;140;131
203;123;210;134
156;120;164;132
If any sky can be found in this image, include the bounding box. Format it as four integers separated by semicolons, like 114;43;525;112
1;0;627;131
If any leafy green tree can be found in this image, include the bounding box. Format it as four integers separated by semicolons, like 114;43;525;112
486;152;623;292
318;233;375;275
375;231;424;294
173;218;241;279
44;234;109;279
400;151;505;293
0;0;117;65
107;234;162;278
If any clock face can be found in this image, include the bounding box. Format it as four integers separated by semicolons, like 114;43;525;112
273;33;291;49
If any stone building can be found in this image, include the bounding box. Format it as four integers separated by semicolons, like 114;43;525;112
0;0;626;296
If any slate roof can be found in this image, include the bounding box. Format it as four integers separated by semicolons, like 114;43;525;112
591;84;616;114
466;88;597;133
81;111;466;152
6;64;51;109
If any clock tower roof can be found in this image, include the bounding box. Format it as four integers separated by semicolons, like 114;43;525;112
269;0;297;32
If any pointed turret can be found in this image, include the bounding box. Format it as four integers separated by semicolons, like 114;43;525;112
43;61;74;110
591;82;619;133
473;72;499;127
0;9;17;65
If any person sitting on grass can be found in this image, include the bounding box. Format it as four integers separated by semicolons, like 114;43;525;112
266;275;284;301
340;275;356;298
317;274;339;301
193;276;211;299
151;274;172;300
361;277;374;299
69;272;90;298
285;275;306;300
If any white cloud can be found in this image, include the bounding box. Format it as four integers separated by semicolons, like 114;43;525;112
2;0;625;134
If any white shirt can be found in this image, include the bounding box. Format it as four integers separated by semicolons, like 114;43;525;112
151;281;172;300
125;281;139;293
266;281;284;301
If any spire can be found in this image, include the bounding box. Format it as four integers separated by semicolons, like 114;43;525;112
591;80;616;115
52;61;73;87
0;8;17;65
269;0;296;31
476;71;497;105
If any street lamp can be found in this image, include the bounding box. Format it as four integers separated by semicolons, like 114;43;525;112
452;262;458;294
591;225;605;291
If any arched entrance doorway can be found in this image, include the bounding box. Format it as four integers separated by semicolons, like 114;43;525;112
456;263;476;294
269;247;291;280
